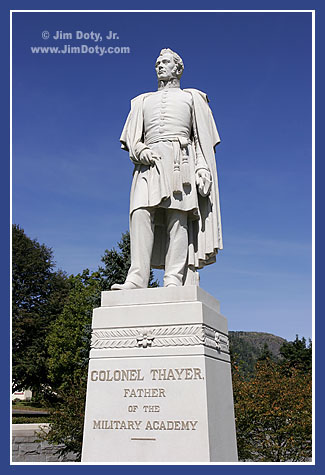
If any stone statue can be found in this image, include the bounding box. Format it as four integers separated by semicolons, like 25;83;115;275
111;48;223;290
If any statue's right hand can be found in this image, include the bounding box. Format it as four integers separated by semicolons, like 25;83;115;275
139;148;160;166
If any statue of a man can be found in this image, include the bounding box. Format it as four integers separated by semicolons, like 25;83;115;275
112;48;223;290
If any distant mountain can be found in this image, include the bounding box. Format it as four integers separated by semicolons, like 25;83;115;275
228;331;287;374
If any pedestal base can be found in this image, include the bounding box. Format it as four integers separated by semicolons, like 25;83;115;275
81;286;238;463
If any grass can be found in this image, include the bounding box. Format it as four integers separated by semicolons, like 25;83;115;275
12;416;51;424
12;405;47;412
12;400;46;408
12;400;50;412
12;400;51;423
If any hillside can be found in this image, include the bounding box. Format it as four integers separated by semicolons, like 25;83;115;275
228;331;287;374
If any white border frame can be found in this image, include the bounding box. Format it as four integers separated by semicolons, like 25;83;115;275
10;9;316;466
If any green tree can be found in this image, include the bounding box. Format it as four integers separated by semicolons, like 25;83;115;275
280;335;312;373
257;343;273;362
12;224;70;395
39;372;88;459
46;270;101;392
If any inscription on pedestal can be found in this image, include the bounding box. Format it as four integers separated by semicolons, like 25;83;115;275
87;364;204;440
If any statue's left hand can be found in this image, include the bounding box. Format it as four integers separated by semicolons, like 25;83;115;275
196;169;212;197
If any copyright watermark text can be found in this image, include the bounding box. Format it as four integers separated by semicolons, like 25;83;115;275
31;29;131;57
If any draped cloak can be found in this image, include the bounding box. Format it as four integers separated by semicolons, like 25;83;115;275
120;88;223;270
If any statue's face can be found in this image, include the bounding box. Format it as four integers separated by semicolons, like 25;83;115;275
155;52;178;81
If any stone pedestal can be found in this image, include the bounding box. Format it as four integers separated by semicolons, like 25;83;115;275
81;286;238;463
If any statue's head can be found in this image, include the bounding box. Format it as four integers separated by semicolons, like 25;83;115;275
155;48;184;81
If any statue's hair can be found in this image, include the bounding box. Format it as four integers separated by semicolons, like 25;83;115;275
158;48;184;78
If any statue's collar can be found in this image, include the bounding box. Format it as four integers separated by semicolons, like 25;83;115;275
157;78;180;90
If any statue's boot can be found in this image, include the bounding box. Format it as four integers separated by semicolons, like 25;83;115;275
111;281;141;291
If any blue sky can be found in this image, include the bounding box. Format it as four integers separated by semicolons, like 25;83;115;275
12;11;312;342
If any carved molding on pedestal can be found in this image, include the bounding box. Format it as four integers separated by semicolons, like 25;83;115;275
91;325;229;353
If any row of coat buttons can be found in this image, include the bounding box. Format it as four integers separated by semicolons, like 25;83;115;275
159;90;168;131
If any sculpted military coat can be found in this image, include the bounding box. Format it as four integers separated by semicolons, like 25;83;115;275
120;88;223;270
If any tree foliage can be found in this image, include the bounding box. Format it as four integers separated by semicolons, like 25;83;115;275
279;335;312;373
46;270;101;392
232;357;312;461
40;372;87;460
257;343;274;363
12;224;70;394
